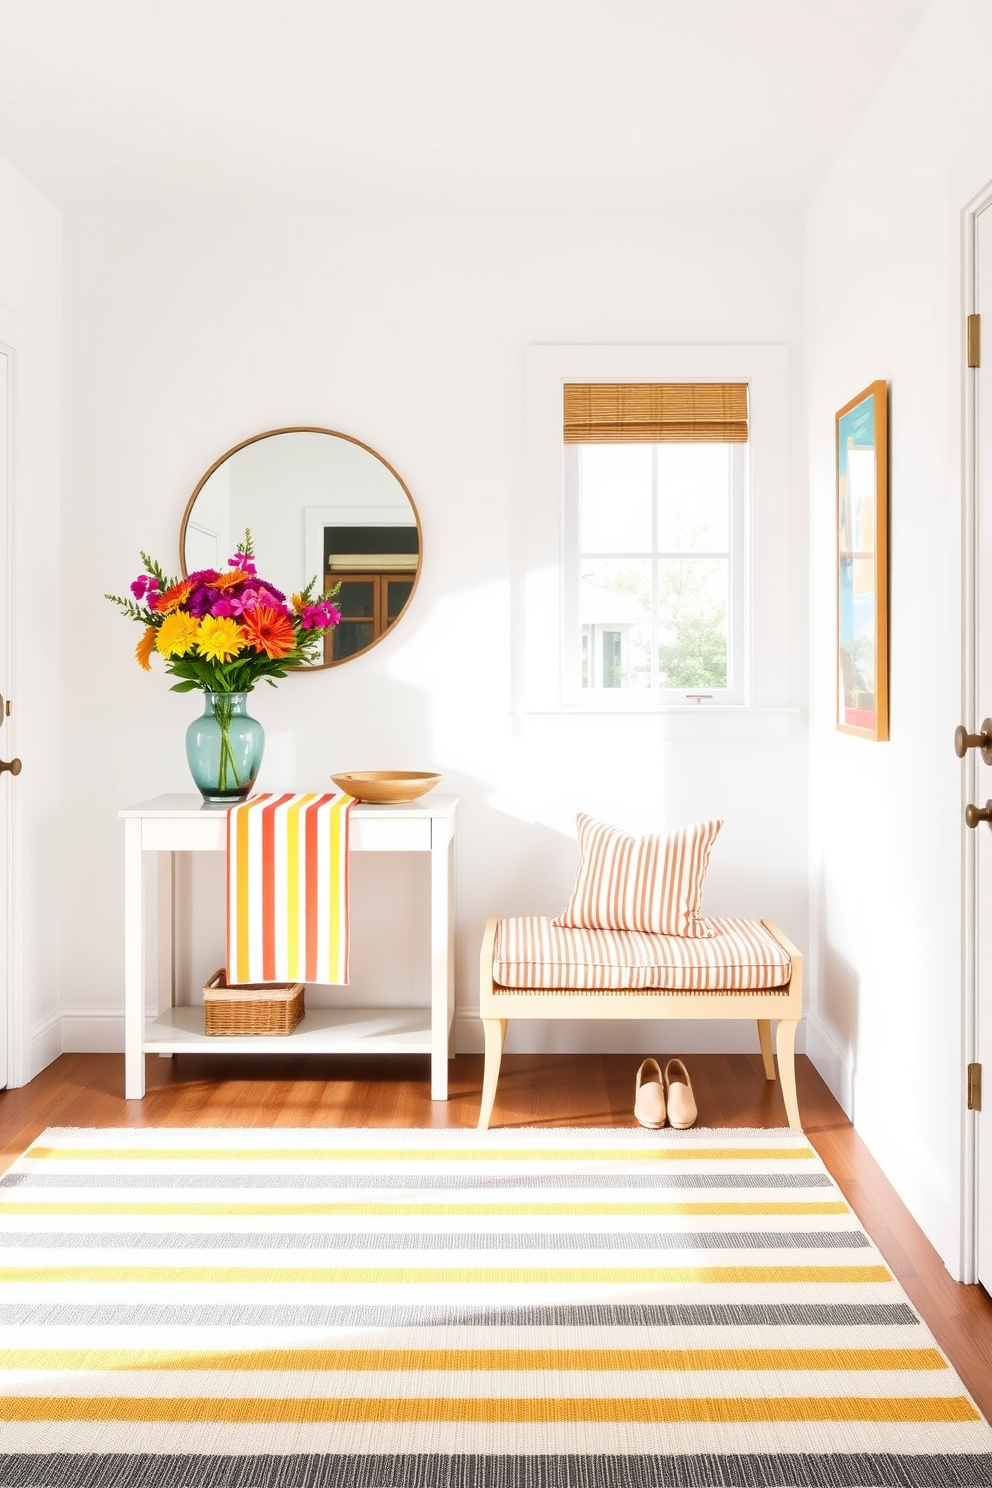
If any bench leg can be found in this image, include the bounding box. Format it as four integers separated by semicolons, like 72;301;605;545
757;1019;776;1081
478;1018;507;1131
775;1018;802;1130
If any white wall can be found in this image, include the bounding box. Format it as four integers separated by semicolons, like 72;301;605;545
60;209;808;1061
805;0;992;1275
0;152;62;1083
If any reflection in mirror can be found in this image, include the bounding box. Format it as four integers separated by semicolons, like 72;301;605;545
180;428;421;669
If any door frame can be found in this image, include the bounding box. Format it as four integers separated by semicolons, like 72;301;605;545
960;180;992;1284
0;336;17;1091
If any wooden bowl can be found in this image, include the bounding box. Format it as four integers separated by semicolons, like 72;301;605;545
331;770;441;804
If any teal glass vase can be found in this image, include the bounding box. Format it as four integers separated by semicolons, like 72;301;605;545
185;691;264;804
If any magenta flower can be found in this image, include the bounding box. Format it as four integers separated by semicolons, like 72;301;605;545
301;601;341;630
228;552;257;575
130;574;161;601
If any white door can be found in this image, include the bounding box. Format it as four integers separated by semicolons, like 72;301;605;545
0;343;11;1089
972;199;992;1289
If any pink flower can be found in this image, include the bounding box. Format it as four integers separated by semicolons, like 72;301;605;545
228;552;257;575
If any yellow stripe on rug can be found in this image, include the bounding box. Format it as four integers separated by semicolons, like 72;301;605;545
24;1145;816;1163
0;1264;893;1285
0;1199;853;1217
0;1395;977;1425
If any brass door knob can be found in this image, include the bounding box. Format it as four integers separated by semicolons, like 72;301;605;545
955;719;992;764
0;757;21;777
965;800;992;828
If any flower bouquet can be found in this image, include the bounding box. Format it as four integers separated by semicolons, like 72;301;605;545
107;532;340;801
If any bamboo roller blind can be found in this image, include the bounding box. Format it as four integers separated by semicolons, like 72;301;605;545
563;382;749;444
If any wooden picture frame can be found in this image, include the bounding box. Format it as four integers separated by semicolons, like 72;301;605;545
836;380;888;740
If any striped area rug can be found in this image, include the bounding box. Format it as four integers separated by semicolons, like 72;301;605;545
0;1126;989;1487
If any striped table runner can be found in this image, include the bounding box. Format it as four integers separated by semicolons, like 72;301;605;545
0;1126;990;1487
226;791;353;986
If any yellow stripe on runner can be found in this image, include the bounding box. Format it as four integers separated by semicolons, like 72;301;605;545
0;1346;947;1373
0;1264;892;1285
284;794;309;984
0;1395;975;1425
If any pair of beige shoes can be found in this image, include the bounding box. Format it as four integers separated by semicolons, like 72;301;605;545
634;1057;697;1129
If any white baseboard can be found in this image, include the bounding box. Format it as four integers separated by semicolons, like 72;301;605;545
61;1010;125;1054
26;1010;62;1083
455;1007;808;1057
805;1008;854;1117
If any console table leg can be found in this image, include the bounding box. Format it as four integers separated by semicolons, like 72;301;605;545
123;818;146;1099
430;827;453;1099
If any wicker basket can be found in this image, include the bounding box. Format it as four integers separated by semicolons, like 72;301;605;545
203;969;305;1036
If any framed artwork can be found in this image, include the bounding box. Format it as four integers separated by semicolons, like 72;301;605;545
836;380;888;740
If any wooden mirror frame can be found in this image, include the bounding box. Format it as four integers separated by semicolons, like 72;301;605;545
179;426;423;671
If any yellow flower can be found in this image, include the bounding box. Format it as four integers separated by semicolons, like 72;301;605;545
197;615;247;663
156;611;200;658
291;592;305;612
135;626;156;671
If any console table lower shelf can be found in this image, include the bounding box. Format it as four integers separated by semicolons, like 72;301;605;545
144;1006;435;1056
121;793;457;1100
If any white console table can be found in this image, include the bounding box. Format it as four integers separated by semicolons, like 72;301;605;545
121;793;457;1101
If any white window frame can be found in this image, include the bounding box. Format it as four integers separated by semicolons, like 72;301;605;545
562;441;747;706
521;343;790;713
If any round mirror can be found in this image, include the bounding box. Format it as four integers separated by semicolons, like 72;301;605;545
180;427;421;669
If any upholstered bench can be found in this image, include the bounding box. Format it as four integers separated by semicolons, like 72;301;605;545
476;915;803;1130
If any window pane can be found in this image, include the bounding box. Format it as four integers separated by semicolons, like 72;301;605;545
657;558;728;689
580;559;651;689
332;621;375;660
385;578;414;623
656;444;731;553
579;445;652;552
336;580;376;617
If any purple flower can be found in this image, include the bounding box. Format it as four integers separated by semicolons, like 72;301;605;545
186;586;218;618
229;552;257;575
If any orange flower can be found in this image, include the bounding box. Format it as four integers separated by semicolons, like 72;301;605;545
240;604;296;660
135;625;156;671
152;579;193;615
211;569;252;591
156;611;200;658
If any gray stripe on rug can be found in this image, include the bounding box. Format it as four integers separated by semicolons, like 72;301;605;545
0;1302;921;1328
0;1454;988;1487
0;1171;835;1190
0;1230;870;1251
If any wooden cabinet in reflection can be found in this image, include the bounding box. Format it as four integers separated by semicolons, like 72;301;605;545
321;523;419;664
324;573;416;663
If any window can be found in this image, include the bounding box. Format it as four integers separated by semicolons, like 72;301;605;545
562;383;747;704
521;344;789;715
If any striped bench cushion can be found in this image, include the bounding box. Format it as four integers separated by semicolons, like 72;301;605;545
493;916;792;993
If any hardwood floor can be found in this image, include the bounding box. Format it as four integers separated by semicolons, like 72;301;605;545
2;1047;991;1419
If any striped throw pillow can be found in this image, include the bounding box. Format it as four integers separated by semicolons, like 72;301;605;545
552;815;722;937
